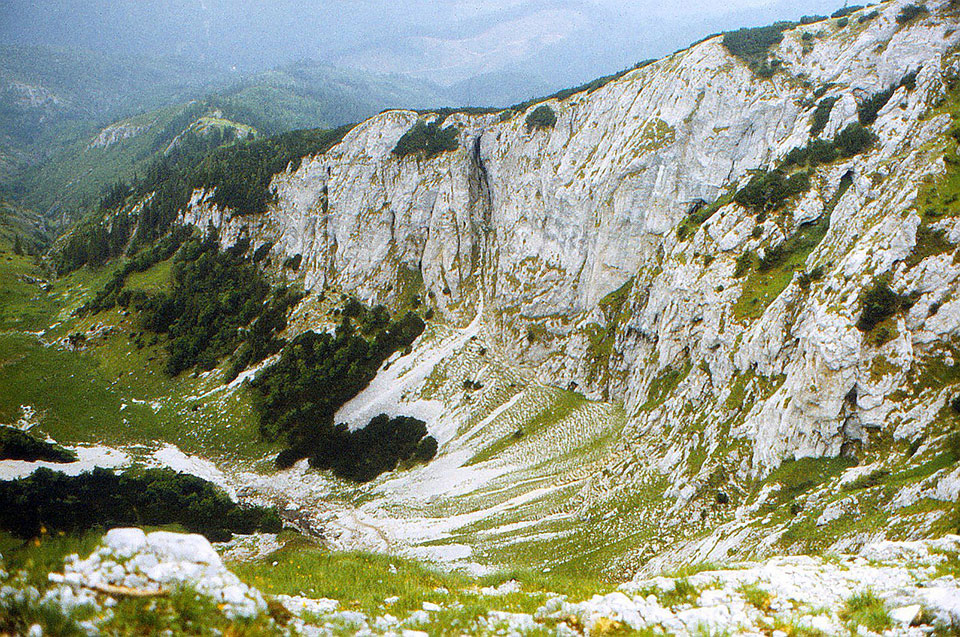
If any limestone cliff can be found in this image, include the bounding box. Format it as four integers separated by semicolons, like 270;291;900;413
178;0;960;572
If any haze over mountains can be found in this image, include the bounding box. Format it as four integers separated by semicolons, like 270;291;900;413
4;0;853;106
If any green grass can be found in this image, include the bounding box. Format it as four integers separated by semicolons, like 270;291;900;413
906;226;955;268
0;590;90;637
231;536;613;620
0;248;59;332
0;529;104;589
585;278;634;388
0;530;280;636
733;214;831;321
0;331;152;442
677;191;734;241
102;585;282;636
124;256;174;293
733;172;852;322
758;457;856;510
739;583;773;612
0;242;275;462
839;590;891;633
638;578;700;608
660;562;723;579
911;344;960;392
918;78;960;222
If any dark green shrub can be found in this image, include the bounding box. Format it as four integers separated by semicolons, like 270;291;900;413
734;252;755;277
834;122;876;156
722;23;796;76
734;169;812;212
757;243;787;272
800;15;827;24
837;17;850;27
859;10;880;23
901;69;920;91
676;195;733;241
194;125;353;217
251;302;426;471
897;3;928;24
857;278;911;332
785;123;876;168
306;414;437;482
858;72;921;126
252;242;273;262
797;265;826;289
125;229;303;378
858;86;898;126
722;25;786;61
0;426;77;463
77;228;189;317
55;122;353;274
0;467;282;541
525;105;557;131
283;253;303;271
393;121;459;159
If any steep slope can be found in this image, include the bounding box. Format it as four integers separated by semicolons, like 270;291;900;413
152;0;960;574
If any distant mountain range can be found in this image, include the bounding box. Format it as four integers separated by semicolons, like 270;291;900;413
0;45;456;225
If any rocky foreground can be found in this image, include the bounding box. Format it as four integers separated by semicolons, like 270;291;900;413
2;528;958;635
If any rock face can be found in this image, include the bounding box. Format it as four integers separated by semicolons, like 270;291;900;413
176;1;960;570
185;0;960;472
45;528;266;620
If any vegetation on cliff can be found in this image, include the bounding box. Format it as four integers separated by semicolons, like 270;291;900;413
393;121;460;160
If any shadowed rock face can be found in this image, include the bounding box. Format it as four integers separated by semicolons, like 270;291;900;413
176;0;960;549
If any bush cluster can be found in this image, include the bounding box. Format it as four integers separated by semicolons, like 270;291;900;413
0;467;282;541
832;5;864;18
722;25;786;60
734;251;755;278
896;3;928;24
251;303;427;476
279;414;437;483
734;169;811;213
856;278;914;333
721;23;793;76
525;105;557;131
858;71;919;126
0;426;77;463
810;96;839;137
784;123;876;167
55;123;351;274
77;228;189;317
393;121;459;160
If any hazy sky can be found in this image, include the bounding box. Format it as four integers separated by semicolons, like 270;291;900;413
1;0;854;94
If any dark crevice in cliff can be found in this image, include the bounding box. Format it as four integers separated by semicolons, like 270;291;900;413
468;133;495;309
